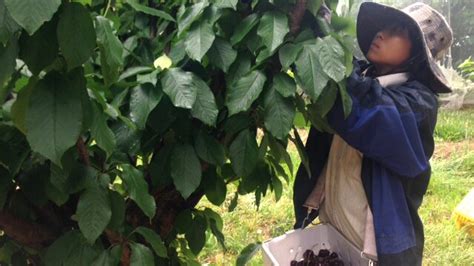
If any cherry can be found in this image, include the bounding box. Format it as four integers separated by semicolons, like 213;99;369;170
318;249;330;258
329;259;344;266
303;249;315;261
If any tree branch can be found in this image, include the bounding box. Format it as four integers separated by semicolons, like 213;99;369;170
0;210;56;250
121;242;131;266
76;137;90;166
290;0;308;35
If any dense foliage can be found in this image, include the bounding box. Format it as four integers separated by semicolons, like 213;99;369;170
0;0;354;264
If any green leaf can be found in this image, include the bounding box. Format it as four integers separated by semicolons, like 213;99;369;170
338;81;352;119
307;0;323;18
318;36;346;82
91;248;121;266
74;0;92;5
185;215;207;255
223;113;251;135
126;0;175;22
239;161;267;195
194;130;225;166
0;171;12;210
149;142;173;187
5;0;61;35
264;87;295;140
228;191;238;212
18;164;49;206
255;47;273;65
66;164;98;193
290;127;311;178
184;20;215;62
202;208;223;230
113;121;141;154
130;83;163;129
278;42;302;70
177;1;209;36
202;5;223;25
45;230;100;266
120;164;156;219
76;186;112;244
230;13;259;45
57;3;96;70
245;27;263;54
0;126;29;176
19;19;58;75
267;155;289;183
226;70;266;116
229;129;258;177
26;71;84;166
207;37;237;73
174;209;193;234
119;66;154;81
307;107;334;133
130;243;154;266
268;136;293;175
312;81;338;117
91;103;116;158
190;74;218;126
209;218;226;250
295;44;329;101
161;68;196;109
236;242;261;266
169;39;186;64
0;0;20;45
226;52;251;85
214;0;237;9
257;11;289;52
96;16;124;87
0;37;18;89
272;175;283;201
135;227;168;258
204;170;226;205
170;144;202;199
273;72;296;97
316;13;333;36
107;190;125;230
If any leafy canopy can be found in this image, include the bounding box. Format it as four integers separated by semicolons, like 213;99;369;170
0;0;354;264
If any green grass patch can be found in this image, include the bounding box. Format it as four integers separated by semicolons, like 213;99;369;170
434;109;474;142
421;147;474;265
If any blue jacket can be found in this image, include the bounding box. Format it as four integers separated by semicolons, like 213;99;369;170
293;60;438;265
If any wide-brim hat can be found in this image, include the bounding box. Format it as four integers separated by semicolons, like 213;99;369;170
357;2;454;93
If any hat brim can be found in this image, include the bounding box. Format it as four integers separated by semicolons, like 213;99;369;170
357;2;452;93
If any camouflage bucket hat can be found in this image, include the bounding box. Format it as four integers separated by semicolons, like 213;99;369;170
357;2;454;93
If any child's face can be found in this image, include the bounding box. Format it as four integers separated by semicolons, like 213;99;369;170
366;26;412;69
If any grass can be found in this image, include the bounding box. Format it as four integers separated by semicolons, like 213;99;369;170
434;108;473;142
197;109;474;265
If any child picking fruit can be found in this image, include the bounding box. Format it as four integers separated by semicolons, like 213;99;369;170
293;2;453;265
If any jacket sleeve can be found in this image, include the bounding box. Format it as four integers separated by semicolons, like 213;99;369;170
327;62;438;178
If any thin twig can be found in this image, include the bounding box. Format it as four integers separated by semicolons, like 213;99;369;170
76;137;90;166
103;0;112;17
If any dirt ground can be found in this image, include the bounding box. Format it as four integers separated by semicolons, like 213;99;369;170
432;140;474;160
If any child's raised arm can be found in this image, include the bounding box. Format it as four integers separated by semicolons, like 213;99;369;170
327;61;437;178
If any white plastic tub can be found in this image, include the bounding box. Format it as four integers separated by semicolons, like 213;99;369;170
262;224;373;266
